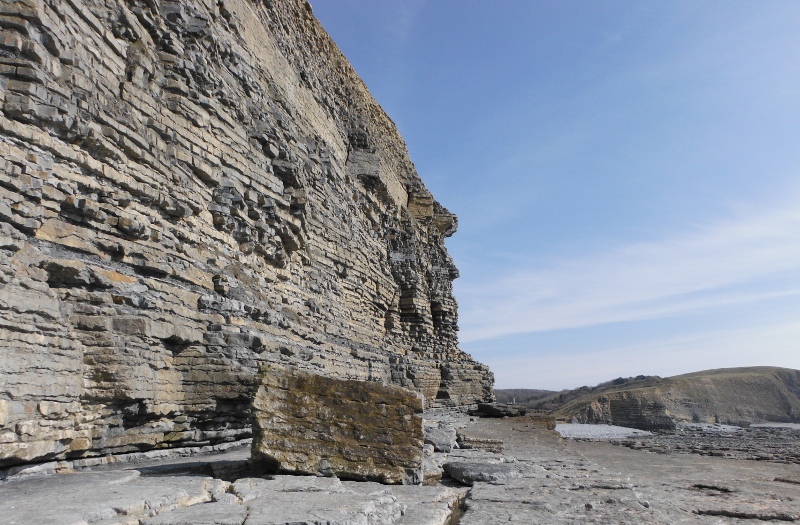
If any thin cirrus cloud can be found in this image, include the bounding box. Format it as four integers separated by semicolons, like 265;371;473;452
485;316;800;390
457;197;800;344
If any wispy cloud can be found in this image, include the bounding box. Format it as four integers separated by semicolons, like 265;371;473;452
458;198;800;342
485;316;800;390
382;1;426;48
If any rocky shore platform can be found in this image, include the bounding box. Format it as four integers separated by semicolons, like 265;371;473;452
2;413;799;524
611;423;800;465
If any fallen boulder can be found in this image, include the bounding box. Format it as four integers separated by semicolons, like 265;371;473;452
442;461;522;486
424;421;458;453
474;403;527;418
456;433;504;453
252;365;424;484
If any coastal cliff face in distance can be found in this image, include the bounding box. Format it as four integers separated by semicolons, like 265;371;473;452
0;0;493;468
556;367;800;430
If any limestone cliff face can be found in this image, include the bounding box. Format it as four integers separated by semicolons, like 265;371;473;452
0;0;493;468
558;367;800;431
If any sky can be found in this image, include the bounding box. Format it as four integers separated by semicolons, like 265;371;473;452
310;1;800;390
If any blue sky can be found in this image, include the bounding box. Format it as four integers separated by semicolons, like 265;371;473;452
311;1;800;389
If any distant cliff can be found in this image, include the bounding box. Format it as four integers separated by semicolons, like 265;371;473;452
0;0;492;468
556;367;800;430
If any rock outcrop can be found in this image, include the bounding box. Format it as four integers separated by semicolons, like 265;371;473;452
0;0;493;469
423;420;457;453
442;461;521;486
557;367;800;431
252;365;424;484
472;402;527;418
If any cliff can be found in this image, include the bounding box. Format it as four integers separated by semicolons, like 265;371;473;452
0;0;493;469
556;367;800;430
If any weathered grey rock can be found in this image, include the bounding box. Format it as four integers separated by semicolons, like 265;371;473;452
0;461;465;525
234;477;404;525
424;421;457;453
456;433;504;453
0;439;251;482
252;365;424;484
0;0;493;469
392;485;466;525
442;461;522;486
3;415;799;525
612;424;800;464
423;455;444;484
454;417;800;524
0;470;216;525
474;403;527;418
143;503;247;525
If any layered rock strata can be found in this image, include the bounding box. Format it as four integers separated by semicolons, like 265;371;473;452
252;365;423;484
558;367;800;431
0;0;493;468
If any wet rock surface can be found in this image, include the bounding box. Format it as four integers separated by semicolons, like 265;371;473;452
556;423;653;439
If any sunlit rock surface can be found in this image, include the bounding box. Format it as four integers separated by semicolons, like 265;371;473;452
252;365;423;484
0;0;492;469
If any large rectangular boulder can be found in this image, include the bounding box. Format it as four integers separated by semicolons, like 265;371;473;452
252;365;424;484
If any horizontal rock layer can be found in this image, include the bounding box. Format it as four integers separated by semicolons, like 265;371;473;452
0;0;493;468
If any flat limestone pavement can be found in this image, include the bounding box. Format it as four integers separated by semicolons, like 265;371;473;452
451;416;800;524
0;447;464;525
4;413;798;523
0;470;220;525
